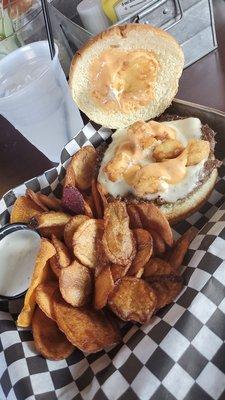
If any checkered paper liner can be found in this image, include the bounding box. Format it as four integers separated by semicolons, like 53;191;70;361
1;120;225;400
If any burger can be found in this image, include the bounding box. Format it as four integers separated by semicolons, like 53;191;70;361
69;24;221;224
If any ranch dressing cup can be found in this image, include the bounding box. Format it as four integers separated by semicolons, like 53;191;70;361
0;224;41;299
0;41;83;162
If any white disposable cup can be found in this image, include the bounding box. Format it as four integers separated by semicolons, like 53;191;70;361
0;41;83;162
77;0;110;35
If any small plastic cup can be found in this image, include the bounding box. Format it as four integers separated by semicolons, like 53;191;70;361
0;41;83;162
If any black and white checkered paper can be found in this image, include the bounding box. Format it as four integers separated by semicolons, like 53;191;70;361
1;119;225;400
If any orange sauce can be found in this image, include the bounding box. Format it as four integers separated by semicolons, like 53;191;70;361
90;48;159;112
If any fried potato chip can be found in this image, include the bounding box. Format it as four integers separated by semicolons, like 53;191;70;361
51;235;71;268
108;277;157;323
10;196;43;223
64;161;76;188
59;261;93;307
35;281;58;320
149;229;166;255
73;219;104;268
53;291;121;353
150;280;183;310
70;146;97;190
110;263;131;283
26;189;49;211
94;266;114;310
94;242;110;278
84;196;94;218
127;204;143;229
32;306;74;360
39;226;65;240
64;215;89;249
134;203;173;247
29;211;70;229
96;182;108;211
168;227;197;270
26;189;61;211
43;259;58;281
146;274;182;284
38;194;61;211
128;229;153;278
143;258;174;278
102;202;136;266
50;255;61;278
92;179;103;219
17;239;56;327
62;186;84;215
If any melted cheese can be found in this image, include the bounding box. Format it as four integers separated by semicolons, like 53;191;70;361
98;118;205;203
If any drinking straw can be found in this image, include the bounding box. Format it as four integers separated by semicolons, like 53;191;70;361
41;0;55;59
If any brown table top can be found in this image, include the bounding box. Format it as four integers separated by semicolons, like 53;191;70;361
0;0;225;198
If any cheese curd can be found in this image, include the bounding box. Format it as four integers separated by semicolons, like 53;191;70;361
98;118;209;203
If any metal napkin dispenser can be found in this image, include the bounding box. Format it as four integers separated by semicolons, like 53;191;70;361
50;0;217;69
117;0;217;67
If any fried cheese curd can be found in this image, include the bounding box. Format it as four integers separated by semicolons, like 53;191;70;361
102;120;210;198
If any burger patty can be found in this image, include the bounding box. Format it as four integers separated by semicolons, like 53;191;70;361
96;114;222;205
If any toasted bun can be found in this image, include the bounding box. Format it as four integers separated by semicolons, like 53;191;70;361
159;169;218;225
69;24;184;129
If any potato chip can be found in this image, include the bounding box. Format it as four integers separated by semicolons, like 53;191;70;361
43;259;58;281
26;189;49;211
70;146;97;190
35;281;58;320
37;194;61;211
53;291;121;353
110;263;131;282
62;186;84;215
17;239;56;327
168;227;197;270
143;258;174;278
50;255;61;278
39;226;65;240
146;274;182;284
59;261;93;307
73;219;104;268
92;179;103;219
83;196;94;218
102;202;136;266
29;211;70;229
26;189;61;212
128;229;153;278
126;204;143;229
94;266;114;310
10;196;43;223
149;229;166;255
108;277;157;323
64;215;89;249
32;306;74;360
96;182;108;211
51;235;71;268
134;203;173;247
64;161;76;188
150;280;183;310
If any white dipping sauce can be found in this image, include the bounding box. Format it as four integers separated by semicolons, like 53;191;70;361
0;230;41;297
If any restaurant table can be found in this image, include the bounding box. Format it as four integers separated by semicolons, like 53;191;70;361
0;0;225;198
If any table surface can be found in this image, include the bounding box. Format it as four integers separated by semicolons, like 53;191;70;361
0;0;225;198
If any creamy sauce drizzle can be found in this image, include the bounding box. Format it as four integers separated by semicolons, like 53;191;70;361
98;118;205;203
89;48;159;112
0;230;41;297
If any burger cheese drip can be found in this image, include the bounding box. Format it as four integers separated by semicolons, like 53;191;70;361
89;48;159;113
98;118;211;203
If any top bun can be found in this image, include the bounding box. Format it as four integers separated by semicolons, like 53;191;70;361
69;24;184;129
